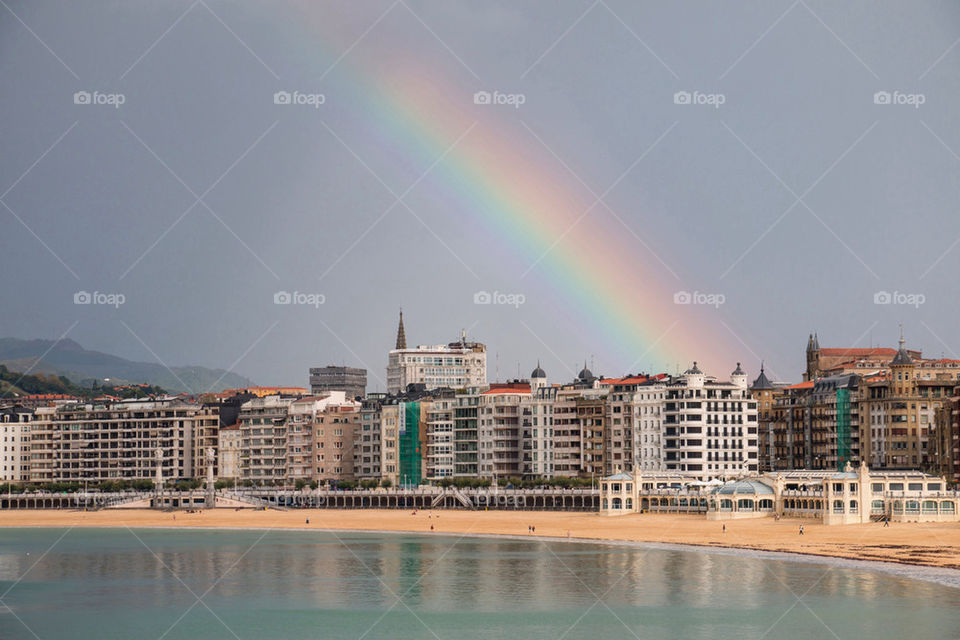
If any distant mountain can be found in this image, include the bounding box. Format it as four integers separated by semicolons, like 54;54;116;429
0;337;254;394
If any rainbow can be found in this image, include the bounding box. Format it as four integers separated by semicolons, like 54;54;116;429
284;9;741;376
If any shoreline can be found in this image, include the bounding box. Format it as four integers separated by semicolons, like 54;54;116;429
2;508;960;584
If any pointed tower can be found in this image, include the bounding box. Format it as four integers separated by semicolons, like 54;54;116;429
805;332;821;381
890;325;915;395
395;310;407;350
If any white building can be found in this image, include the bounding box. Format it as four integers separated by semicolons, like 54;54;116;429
605;375;668;473
0;407;32;483
663;363;759;480
386;313;486;393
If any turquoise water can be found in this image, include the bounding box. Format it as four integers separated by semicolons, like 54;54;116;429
1;528;958;639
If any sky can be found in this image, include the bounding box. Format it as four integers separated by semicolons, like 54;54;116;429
2;1;960;392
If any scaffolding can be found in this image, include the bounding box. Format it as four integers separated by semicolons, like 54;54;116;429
836;389;851;470
398;401;422;487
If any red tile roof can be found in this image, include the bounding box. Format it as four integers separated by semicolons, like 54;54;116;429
819;348;897;357
482;383;531;395
784;380;815;390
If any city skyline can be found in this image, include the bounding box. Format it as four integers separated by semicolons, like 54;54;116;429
4;2;960;394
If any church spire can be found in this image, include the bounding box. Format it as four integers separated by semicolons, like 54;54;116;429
395;310;407;350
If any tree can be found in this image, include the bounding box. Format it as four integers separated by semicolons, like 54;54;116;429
380;478;392;489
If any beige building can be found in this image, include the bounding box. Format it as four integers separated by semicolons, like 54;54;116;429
239;395;297;483
218;424;242;481
29;398;209;483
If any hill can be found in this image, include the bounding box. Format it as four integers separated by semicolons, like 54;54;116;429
0;337;254;394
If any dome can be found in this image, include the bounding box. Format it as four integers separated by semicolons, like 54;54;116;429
530;361;546;379
711;479;774;496
684;361;703;375
732;362;745;376
577;361;593;381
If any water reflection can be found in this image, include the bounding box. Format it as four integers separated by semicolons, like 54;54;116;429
0;528;957;640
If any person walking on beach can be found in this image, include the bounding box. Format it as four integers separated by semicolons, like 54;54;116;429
799;525;804;535
883;517;890;527
722;524;726;533
305;517;310;525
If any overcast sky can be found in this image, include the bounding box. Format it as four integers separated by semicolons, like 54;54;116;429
2;1;959;391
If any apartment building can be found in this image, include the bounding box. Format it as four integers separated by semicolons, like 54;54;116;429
0;406;33;483
663;363;759;480
604;374;668;474
355;394;385;480
859;338;956;470
283;392;361;484
238;395;297;483
424;389;456;480
29;398;209;483
520;373;557;478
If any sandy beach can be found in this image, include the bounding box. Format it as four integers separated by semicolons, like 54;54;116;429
3;508;960;570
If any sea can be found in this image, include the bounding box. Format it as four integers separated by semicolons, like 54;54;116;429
0;528;958;639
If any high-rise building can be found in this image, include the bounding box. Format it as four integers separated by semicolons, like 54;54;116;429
662;362;759;480
386;312;486;393
309;366;367;400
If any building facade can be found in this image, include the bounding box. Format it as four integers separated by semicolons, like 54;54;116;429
28;398;210;483
663;363;759;480
386;314;486;393
309;366;367;400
